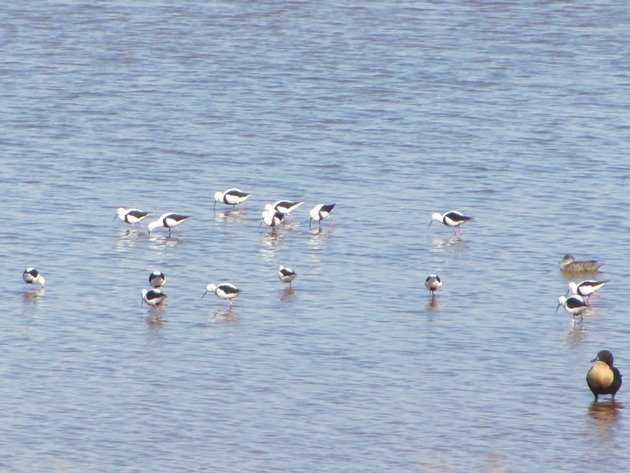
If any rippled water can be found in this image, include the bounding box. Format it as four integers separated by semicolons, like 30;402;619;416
1;1;629;471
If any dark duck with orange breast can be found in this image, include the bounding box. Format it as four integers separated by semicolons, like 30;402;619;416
586;350;622;401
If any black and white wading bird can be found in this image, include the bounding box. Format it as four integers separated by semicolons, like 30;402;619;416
278;265;297;287
429;211;473;235
261;205;284;228
141;288;167;312
149;271;166;289
587;350;622;402
424;274;442;298
114;207;151;227
556;295;589;320
213;188;251;210
272;200;304;216
202;283;243;307
23;268;45;289
148;213;191;236
309;203;336;228
566;280;608;301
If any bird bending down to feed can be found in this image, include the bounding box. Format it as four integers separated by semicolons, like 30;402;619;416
114;207;151;227
424;274;442;298
214;188;251;210
141;289;167;312
278;265;297;287
587;350;622;401
560;254;602;274
309;203;336;228
272;200;304;215
429;211;473;235
148;213;191;236
261;206;284;228
556;295;588;319
23;268;45;289
203;283;243;307
149;271;166;289
567;280;608;300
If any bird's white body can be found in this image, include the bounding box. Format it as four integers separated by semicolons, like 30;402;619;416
556;295;588;316
309;203;336;227
261;206;284;227
115;207;151;225
23;268;45;288
214;188;251;208
273;200;304;214
148;213;191;234
141;288;167;309
203;283;243;306
568;280;608;298
429;211;472;233
149;271;166;289
278;265;297;286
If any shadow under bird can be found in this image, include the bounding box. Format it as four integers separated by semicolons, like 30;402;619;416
587;350;622;402
560;254;602;274
309;203;335;228
203;283;243;307
114;207;151;226
424;274;442;298
148;213;191;236
141;288;167;312
429;211;473;235
149;271;166;289
278;265;297;287
23;268;45;289
214;188;251;210
567;280;608;300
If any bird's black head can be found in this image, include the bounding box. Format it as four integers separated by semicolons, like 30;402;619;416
593;350;614;366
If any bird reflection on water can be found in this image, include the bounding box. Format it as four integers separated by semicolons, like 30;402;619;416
588;401;622;437
148;234;184;249
425;297;441;311
214;209;247;222
210;308;237;323
23;289;45;304
430;236;468;250
565;323;586;346
143;313;164;330
280;287;296;301
117;229;144;239
260;230;285;262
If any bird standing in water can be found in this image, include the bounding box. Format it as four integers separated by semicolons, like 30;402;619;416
149;271;166;289
278;265;297;288
23;268;46;290
587;350;622;401
424;274;442;299
429;211;473;235
203;283;243;307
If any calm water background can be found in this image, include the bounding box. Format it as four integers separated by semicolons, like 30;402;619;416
0;1;629;471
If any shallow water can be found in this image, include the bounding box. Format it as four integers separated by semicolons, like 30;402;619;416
0;1;629;471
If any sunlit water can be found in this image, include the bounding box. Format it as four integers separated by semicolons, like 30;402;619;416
0;1;628;471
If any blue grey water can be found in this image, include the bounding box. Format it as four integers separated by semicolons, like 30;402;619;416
0;1;628;471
